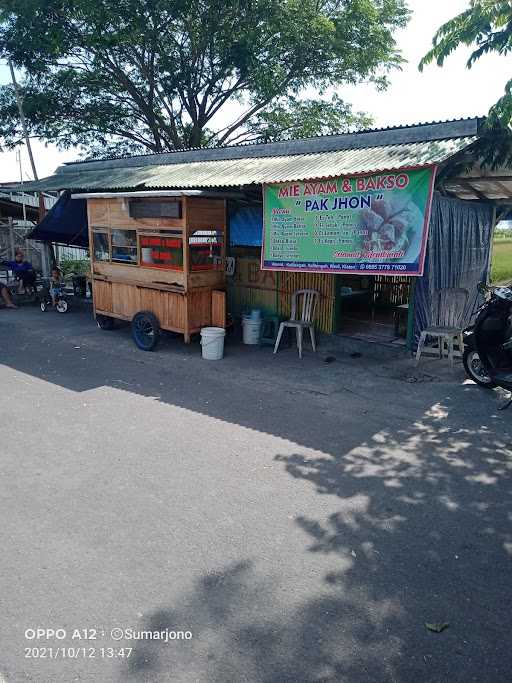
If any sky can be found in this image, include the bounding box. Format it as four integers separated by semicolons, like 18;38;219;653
0;0;510;183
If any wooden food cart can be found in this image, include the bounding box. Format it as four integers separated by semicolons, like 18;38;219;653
77;191;227;350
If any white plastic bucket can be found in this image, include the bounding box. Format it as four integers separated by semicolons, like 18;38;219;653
200;326;225;360
242;317;262;345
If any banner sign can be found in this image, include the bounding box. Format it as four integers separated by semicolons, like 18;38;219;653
262;167;436;276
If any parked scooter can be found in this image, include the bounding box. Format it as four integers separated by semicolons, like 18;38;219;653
463;282;512;398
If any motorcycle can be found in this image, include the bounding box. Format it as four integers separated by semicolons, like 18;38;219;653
463;282;512;396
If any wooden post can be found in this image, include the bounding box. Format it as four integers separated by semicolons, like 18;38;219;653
182;197;189;283
333;274;342;333
211;290;226;328
182;197;190;341
38;193;47;222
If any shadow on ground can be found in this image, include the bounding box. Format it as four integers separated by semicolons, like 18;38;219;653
2;308;511;682
119;399;512;682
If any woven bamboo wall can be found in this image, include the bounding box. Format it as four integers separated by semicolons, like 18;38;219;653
277;270;335;333
228;257;278;317
228;254;336;333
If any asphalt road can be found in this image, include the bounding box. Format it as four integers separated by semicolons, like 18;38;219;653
0;307;511;683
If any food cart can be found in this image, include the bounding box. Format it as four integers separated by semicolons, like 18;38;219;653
75;191;227;350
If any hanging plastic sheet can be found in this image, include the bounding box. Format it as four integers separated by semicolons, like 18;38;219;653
229;205;263;247
413;193;494;347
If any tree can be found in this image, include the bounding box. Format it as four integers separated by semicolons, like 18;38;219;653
420;1;512;126
0;0;409;157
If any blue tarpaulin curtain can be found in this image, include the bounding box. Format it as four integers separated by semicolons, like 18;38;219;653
229;205;263;247
413;193;494;347
28;191;89;248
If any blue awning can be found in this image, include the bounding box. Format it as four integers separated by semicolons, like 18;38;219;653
28;191;88;248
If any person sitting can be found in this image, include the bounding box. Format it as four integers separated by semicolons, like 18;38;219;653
49;267;64;307
2;250;37;295
0;280;17;308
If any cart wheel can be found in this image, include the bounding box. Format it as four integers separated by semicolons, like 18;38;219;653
132;311;160;351
56;300;68;313
40;301;47;312
96;314;115;330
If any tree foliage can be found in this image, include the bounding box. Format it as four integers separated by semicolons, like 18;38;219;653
0;0;409;156
420;0;512;127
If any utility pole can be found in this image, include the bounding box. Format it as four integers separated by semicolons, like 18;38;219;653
8;59;38;181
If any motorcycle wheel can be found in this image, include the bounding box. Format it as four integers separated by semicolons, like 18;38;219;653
463;349;496;388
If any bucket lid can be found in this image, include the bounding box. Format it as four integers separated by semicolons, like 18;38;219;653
200;326;225;335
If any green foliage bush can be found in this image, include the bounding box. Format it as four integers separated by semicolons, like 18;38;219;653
59;258;90;278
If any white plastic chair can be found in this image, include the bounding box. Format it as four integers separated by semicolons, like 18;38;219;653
274;289;319;359
415;287;469;368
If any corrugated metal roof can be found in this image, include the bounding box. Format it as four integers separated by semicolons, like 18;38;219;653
0;190;56;210
22;137;476;192
65;117;481;170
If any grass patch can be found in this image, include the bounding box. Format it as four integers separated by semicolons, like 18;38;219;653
492;238;512;284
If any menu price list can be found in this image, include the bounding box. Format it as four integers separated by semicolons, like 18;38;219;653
268;212;363;260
